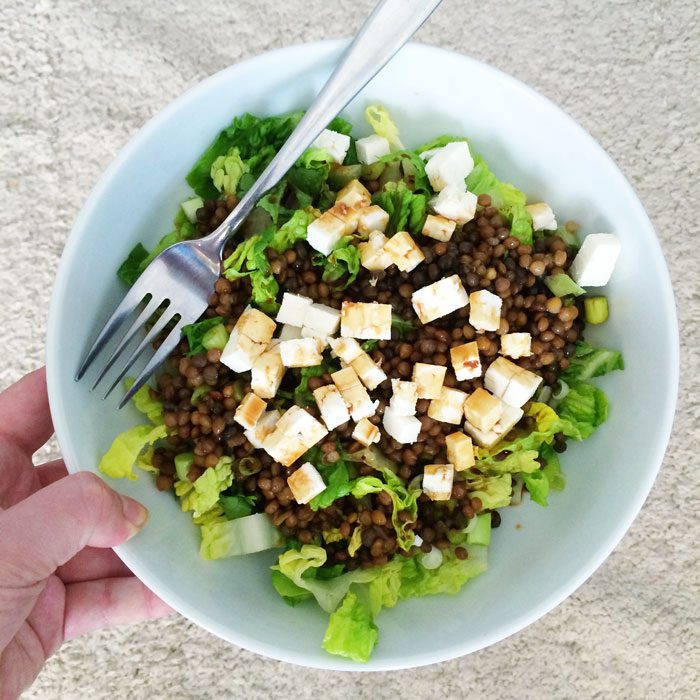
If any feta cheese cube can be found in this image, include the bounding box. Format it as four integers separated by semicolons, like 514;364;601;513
357;205;390;235
501;368;542;408
422;464;455;501
331;366;378;421
383;406;421;444
569;233;621;287
424;142;474;192
287;462;327;504
355;134;390;164
313;384;350;430
327;202;360;236
484;356;522;398
464;403;523;448
463;421;500;448
233;392;267;430
312;128;350;164
383;231;425;272
220;307;276;372
445;432;476;471
278;323;303;341
236;306;277;343
389;379;418;416
352;417;380;447
335;179;372;209
251;345;286;399
469;289;502;332
244;409;281;449
279;337;324;368
500;332;532;359
464;388;503;432
350;352;387;390
358;230;392;271
303;302;341;338
422;214;456;242
431;185;477;224
525;202;557;231
428;386;468;424
340;301;392;340
328;336;364;363
450;341;482;381
276;293;313;327
411;275;469;324
306;212;346;256
412;362;446;399
263;406;328;466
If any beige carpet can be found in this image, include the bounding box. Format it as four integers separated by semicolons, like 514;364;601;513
1;0;698;697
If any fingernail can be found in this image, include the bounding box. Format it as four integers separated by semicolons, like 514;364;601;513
120;495;149;535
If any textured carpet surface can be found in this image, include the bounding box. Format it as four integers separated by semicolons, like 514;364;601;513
1;0;698;698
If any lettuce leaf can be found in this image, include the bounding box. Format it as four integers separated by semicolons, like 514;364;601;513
312;236;361;286
364;104;403;149
556;383;609;439
125;382;164;425
200;512;283;560
219;493;257;520
98;423;168;480
465;473;512;509
183;317;226;357
322;591;378;663
117;243;148;286
372;183;427;235
211;147;247;195
176;456;234;518
559;341;625;383
415;134;469;153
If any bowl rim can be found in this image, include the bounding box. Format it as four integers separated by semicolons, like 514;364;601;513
46;38;680;671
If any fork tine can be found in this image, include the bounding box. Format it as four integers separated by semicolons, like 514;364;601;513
102;304;177;400
90;294;163;391
118;318;187;409
75;284;153;381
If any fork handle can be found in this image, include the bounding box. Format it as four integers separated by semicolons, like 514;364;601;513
201;0;443;256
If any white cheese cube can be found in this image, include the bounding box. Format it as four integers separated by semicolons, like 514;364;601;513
220;307;276;373
278;323;303;341
501;332;532;359
335;179;372;209
233;392;267;430
463;421;500;448
422;214;457;242
569;233;621;287
303;303;341;338
450;341;481;381
358;230;392;271
431;185;477;224
464;388;503;432
276;293;313;328
383;406;421;444
469;289;502;332
357;205;390;235
493;403;524;437
411;275;469;324
263;406;328;466
352;418;381;447
306;211;346;256
424;141;474;193
389;379;418;416
244;409;281;449
279;337;324;368
287;462;327;504
525;202;557;231
484;356;522;398
328;336;364;364
445;432;476;472
331;367;378;421
501;368;542;408
428;386;468;424
422;464;455;501
355;134;391;164
312;128;350;164
383;231;425;272
327;202;360;236
350;352;387;390
236;306;277;343
251;346;286;399
412;362;446;399
313;384;350;431
340;301;392;340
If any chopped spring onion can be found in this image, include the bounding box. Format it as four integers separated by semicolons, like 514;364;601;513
544;273;586;297
584;296;609;324
466;513;491;546
202;324;230;351
418;546;443;570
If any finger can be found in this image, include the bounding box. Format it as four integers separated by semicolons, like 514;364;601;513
0;471;148;589
58;547;132;584
0;367;53;455
64;576;173;640
36;459;69;488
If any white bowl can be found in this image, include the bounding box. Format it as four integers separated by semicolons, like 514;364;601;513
46;40;678;670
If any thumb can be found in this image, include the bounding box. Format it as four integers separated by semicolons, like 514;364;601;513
0;471;148;589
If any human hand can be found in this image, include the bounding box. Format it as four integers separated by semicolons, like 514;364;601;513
0;368;172;699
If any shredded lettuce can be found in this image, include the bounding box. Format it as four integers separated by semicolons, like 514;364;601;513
116;243;149;286
98;423;168;480
556;382;609;439
200;512;282;560
322;591;378;663
465;473;512;509
176;456;234;518
211;147;247;195
560;341;624;383
183;317;226;357
372;182;427;235
312;236;361;286
365;104;403;149
219;493;257;520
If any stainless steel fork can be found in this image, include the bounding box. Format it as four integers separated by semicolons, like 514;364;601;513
76;0;443;407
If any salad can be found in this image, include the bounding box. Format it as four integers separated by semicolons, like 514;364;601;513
100;106;624;663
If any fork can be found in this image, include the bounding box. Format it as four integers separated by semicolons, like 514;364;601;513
76;0;443;407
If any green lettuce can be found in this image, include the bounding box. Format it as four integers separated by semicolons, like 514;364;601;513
211;147;247;195
125;381;164;425
312;236;361;286
322;591;378;663
415;135;469;153
200;512;283;560
98;423;168;480
117;243;148;286
556;382;609;439
559;341;625;383
465;473;512;509
183;317;226;357
309;460;353;511
176;456;234;518
219;493;257;520
364;104;403;148
523;443;566;507
372;182;427;235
